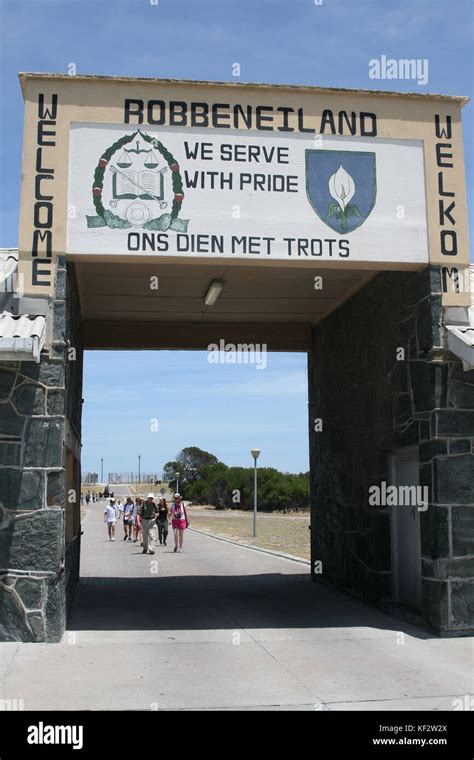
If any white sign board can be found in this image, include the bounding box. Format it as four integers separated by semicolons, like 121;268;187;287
67;123;429;264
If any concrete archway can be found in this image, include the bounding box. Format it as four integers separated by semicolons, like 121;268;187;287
0;74;473;640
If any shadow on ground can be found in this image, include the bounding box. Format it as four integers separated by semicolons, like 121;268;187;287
69;573;432;639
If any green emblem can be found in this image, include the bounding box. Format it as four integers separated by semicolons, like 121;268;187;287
86;130;189;232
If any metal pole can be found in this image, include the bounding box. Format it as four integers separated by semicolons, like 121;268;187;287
253;459;257;537
100;458;103;483
138;455;141;484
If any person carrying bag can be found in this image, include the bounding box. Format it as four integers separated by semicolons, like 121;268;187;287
170;493;189;553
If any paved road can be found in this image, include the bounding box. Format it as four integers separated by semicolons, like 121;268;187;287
111;484;134;497
1;500;472;710
110;484;174;500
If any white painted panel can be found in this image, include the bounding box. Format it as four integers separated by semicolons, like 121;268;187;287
68;123;429;264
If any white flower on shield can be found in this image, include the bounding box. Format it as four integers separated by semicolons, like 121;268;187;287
328;165;355;211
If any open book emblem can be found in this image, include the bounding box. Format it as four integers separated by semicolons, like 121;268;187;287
110;164;167;205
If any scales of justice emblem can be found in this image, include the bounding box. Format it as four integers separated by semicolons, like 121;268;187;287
86;130;189;232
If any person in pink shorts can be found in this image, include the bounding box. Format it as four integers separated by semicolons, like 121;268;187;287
170;493;189;553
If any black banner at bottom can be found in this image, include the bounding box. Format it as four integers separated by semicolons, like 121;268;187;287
0;710;472;757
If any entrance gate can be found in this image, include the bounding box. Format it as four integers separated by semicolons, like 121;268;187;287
0;74;473;641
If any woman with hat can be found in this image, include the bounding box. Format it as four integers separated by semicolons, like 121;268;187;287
170;493;189;553
138;493;158;555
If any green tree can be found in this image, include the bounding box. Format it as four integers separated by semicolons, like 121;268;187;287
177;447;219;479
162;447;309;511
162;460;181;485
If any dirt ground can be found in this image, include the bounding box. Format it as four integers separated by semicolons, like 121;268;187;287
187;506;310;560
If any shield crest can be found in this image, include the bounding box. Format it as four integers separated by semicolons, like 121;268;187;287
306;149;376;234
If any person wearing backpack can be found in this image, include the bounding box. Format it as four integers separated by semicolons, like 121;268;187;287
170;493;189;553
138;493;158;555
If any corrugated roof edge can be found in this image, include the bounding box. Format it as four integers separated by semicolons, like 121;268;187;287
18;72;469;106
0;314;46;339
0;249;18;284
0;314;46;363
446;326;474;370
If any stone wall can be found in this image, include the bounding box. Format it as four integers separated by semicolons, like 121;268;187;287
0;258;83;642
64;261;83;622
308;266;474;634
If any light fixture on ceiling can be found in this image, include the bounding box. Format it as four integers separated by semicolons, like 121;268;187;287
204;279;224;306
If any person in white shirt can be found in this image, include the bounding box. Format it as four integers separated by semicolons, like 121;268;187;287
104;499;118;541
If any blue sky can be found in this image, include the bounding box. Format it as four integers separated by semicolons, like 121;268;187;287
82;350;308;476
0;0;472;475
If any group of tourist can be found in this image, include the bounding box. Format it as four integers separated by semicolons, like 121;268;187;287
83;487;114;505
103;492;189;554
